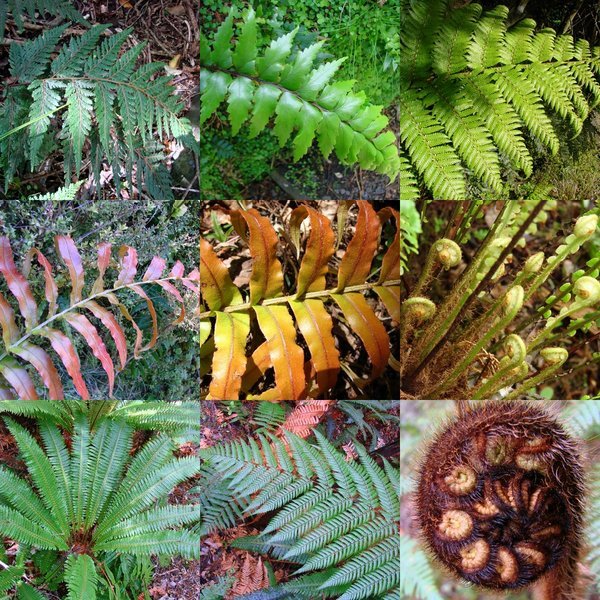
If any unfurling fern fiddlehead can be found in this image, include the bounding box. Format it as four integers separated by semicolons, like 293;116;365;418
417;401;586;599
200;7;400;180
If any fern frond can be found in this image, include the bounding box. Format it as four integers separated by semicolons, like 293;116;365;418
401;0;600;198
399;535;442;600
253;401;286;430
1;25;192;198
64;554;97;600
201;7;399;180
0;415;198;594
30;181;84;200
564;400;600;437
1;0;87;41
200;201;399;400
0;235;198;399
201;431;399;599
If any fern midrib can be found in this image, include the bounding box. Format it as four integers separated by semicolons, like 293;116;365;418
405;55;600;85
0;275;189;365
202;64;385;150
12;73;182;121
199;278;401;319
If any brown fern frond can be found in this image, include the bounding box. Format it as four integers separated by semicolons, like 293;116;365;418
279;400;335;438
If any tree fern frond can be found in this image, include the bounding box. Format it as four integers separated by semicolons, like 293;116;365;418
401;0;600;198
201;431;399;598
399;535;442;600
64;554;97;600
201;7;399;180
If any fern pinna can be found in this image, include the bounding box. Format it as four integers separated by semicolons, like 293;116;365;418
200;6;400;180
0;414;199;597
400;0;600;199
200;430;400;600
0;24;192;198
200;201;400;400
0;235;198;399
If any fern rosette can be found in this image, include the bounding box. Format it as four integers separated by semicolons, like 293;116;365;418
0;414;199;597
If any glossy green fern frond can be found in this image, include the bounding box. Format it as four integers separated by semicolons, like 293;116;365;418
201;431;399;598
0;25;191;197
201;6;400;180
401;0;600;199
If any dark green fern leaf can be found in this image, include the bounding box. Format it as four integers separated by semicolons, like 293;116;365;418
0;25;192;198
201;431;400;599
201;7;400;180
0;0;88;41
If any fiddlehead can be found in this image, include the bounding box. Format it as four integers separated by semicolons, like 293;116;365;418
416;401;586;598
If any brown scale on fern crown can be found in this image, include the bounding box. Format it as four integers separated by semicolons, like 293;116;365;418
416;401;585;591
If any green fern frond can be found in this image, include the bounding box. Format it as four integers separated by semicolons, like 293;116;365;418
564;400;600;437
0;414;198;594
0;0;87;41
399;535;442;600
253;401;286;430
16;583;48;600
0;25;191;197
30;181;84;200
401;0;600;199
65;554;97;600
201;7;400;180
201;431;399;599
